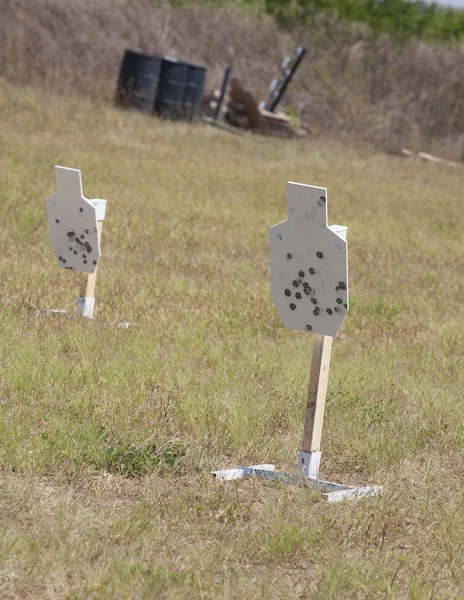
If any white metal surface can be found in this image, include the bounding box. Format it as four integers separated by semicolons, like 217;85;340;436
298;450;321;479
91;199;107;222
117;322;137;329
212;464;276;481
77;296;95;318
47;166;106;274
212;464;382;502
270;182;348;337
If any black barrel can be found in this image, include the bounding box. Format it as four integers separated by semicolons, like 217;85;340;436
183;63;207;121
154;58;189;120
115;50;161;112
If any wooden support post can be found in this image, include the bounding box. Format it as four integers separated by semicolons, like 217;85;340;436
299;334;333;478
77;196;106;318
79;221;103;299
302;334;333;451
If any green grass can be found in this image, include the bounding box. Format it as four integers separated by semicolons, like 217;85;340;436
0;80;463;598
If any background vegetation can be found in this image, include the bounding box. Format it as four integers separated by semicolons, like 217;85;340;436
262;0;464;42
1;0;463;156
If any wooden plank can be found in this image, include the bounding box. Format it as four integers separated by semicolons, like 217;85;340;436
401;148;459;167
301;334;333;452
259;108;291;123
418;151;459;168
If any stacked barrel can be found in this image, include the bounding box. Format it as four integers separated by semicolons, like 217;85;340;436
115;50;207;121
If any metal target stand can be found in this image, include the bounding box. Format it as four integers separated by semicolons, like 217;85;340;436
213;466;382;503
213;183;382;502
213;335;382;502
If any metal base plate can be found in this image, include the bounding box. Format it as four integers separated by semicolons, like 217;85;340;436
117;322;137;329
212;464;382;503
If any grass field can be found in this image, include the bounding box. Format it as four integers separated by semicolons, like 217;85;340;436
0;80;463;599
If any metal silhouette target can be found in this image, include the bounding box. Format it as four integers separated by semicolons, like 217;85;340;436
270;182;348;337
47;167;102;274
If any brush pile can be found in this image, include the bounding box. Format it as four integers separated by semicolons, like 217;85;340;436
203;78;308;138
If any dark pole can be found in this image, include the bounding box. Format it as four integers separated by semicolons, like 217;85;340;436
215;66;232;121
268;46;306;112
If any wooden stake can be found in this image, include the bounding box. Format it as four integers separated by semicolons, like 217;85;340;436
79;220;103;300
301;334;333;452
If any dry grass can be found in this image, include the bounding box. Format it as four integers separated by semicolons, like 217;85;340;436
0;0;463;156
0;80;464;598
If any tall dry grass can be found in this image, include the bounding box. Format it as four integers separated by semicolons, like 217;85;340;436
0;0;463;155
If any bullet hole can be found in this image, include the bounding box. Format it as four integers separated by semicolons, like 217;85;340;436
295;292;302;299
298;279;303;285
55;219;60;223
67;231;75;238
75;238;83;245
80;234;84;239
305;324;312;331
304;287;311;296
285;289;291;297
311;298;317;305
83;260;87;264
339;281;346;290
92;260;97;265
309;268;315;274
334;307;341;313
79;208;83;212
344;303;348;309
316;252;323;258
292;280;299;287
290;303;296;310
73;251;77;255
318;195;326;206
303;281;309;288
83;254;86;259
58;256;62;261
85;244;92;253
335;286;340;292
62;259;67;264
326;308;333;315
298;271;305;278
287;253;292;259
85;229;89;234
313;307;321;316
276;233;282;240
69;247;73;251
336;298;343;304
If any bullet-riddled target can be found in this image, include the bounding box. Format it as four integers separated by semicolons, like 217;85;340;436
270;182;348;337
47;166;104;274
